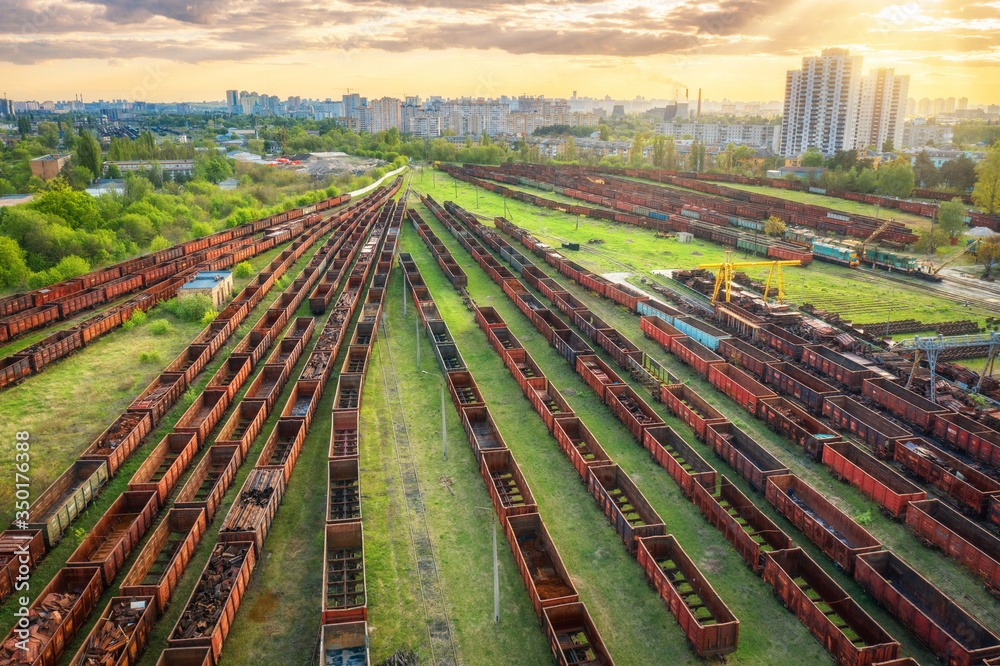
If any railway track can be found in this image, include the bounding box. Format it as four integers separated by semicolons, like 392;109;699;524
856;268;1000;315
376;314;459;666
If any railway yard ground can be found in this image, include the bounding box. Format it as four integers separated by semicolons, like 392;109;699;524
1;166;1000;666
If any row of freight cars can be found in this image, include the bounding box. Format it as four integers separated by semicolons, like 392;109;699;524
0;182;401;666
400;245;628;664
0;194;350;343
0;195;354;391
317;193;403;665
593;166;1000;233
428;196;1000;666
425;196;946;666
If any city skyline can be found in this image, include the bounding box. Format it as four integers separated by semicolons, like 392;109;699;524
1;0;998;103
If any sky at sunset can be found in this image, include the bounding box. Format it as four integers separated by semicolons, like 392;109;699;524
1;0;998;104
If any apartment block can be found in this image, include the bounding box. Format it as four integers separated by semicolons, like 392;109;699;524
854;68;908;150
779;48;863;157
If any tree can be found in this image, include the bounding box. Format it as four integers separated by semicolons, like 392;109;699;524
978;235;1000;276
973;146;1000;214
800;148;824;167
68;166;94;190
0;236;29;287
940;156;976;191
49;254;90;282
629;134;645;167
882;138;894;152
38;122;60;150
17;115;30;140
664;135;676;170
598;124;611;141
937;198;966;238
875;158;915;197
565;136;577;162
650;135;665;168
914;227;950;255
106;164;122;179
913;150;940;188
75;129;102;180
824;150;858;172
764;215;786;237
196;156;233;183
857;167;877;193
733;145;755;173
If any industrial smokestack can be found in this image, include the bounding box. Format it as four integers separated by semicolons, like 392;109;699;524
697;88;702;118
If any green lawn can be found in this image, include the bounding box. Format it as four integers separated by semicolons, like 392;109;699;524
407;184;1000;664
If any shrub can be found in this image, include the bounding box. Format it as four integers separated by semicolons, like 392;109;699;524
233;261;254;278
139;350;162;364
200;309;218;327
121;309;147;331
856;509;874;527
149;319;172;336
175;294;214;322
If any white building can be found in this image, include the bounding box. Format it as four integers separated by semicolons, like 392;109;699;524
780;48;863;157
654;122;779;151
854;68;908;150
407;115;441;138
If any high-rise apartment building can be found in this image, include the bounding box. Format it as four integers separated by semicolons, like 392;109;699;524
779;48;863;157
917;98;932;115
958;97;969;110
225;90;238;110
854;68;908;150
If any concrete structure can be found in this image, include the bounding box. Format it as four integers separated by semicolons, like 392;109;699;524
780;48;863;158
29;154;71;180
504;112;599;136
366;97;402;134
655;122;780;151
105;160;196;177
178;271;233;309
902;148;987;168
407;115;441;138
854;68;908;150
901;124;953;147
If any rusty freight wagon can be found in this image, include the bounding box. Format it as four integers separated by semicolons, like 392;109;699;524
708;363;776;416
932;413;1000;468
66;490;158;586
822;396;913;459
596;329;643;371
0;529;45;602
214;399;268;460
174;445;241;522
762;548;899;665
119;508;207;616
504;513;579;622
553;417;613;481
67;594;156;666
256;419;307;484
319;622;369;666
641;316;685;350
206;356;253;402
506;348;546;396
637;535;739;657
588;465;666;553
21;328;82;373
643;426;717;498
168;541;257;663
576;354;625;400
692;476;792;573
446;371;486;411
717;338;780;380
893;438;1000;517
822;442;926;519
475;306;506;335
542;602;614;666
529;380;575;433
129;373;187;425
191;320;234;357
481;449;538;523
27;459;110;548
766;475;883;574
330;411;360;460
264;338;304;376
671;336;725;378
128;432;199;508
661;383;727;441
0;354;32;389
906;499;1000;594
462;406;508;461
606;384;664;441
756;323;810;360
763;362;841;414
174;389;230;448
802;345;875;392
220;468;285;556
328;460;361;524
552;328;592;366
165;344;211;385
854;551;1000;666
862;378;947;433
554;292;588;318
574;310;613;345
244;364;289;411
279;380;322;429
0;566;103;666
489;327;524;360
232;330;271;368
757;396;842;460
322;521;367;624
80;411;153;476
706;422;789;493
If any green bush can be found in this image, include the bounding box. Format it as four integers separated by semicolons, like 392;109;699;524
174;294;214;322
138;350;162;364
200;309;218;326
149;319;172;336
856;509;874;527
233;261;254;278
121;309;147;331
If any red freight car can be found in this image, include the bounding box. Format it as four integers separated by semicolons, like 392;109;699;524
661;383;727;441
855;551;1000;666
490;327;524;360
641;315;685;350
862;378;947;433
461;405;508;462
587;465;666;553
756;323;809;360
174;445;241;521
708;363;775;416
670;336;725;378
757;396;842;460
576;354;625;400
766;475;882;573
822;442;926;519
821;396;913;459
605;384;664;440
542;603;614;666
505;513;579;623
692;476;792;573
206;355;254;403
637;535;739;657
596;329;643;371
893;438;1000;517
762;548;900;665
763;362;841;415
643;426;716;498
717;338;779;379
706;422;788;493
174;389;231;448
528;380;575;433
931;413;1000;468
321;521;367;625
906;499;1000;594
505;348;547;397
481;449;538;523
127;432;199;508
80;411;153;476
475;306;506;335
66;490;158;586
801;345;875;392
553;417;613;481
574;309;613;345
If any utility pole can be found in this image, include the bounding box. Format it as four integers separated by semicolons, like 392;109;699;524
475;506;501;625
421;371;447;460
416;314;420;372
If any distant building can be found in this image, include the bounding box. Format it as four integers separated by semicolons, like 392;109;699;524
958;97;969;111
178;271;233;309
655;122;779;151
407;115;441;138
854;68;908;150
29;154;71;180
780;48;863;157
105;159;195;177
901;124;953;147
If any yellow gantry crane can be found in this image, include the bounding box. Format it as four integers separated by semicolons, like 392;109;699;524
698;251;802;304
